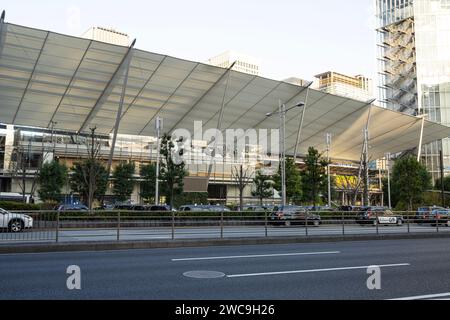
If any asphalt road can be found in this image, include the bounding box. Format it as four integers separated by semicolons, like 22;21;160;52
0;224;448;243
1;238;450;300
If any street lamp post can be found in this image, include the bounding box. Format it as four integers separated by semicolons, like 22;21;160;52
155;117;163;205
326;133;332;208
267;101;305;207
385;152;392;209
50;121;57;154
280;102;286;207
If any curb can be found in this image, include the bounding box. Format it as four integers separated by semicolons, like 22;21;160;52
2;232;450;254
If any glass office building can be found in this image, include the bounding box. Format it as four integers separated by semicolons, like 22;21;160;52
376;0;450;180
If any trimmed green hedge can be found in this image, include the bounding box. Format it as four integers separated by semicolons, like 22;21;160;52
0;201;41;211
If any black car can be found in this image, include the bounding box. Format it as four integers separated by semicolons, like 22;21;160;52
269;205;321;227
114;204;135;211
146;205;171;212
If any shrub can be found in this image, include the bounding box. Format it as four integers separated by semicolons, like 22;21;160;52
0;201;41;211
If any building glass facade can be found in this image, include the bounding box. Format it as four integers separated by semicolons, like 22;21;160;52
376;0;450;180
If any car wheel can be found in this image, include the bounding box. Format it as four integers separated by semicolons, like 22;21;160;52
397;219;403;226
313;220;320;227
285;220;291;227
8;220;24;233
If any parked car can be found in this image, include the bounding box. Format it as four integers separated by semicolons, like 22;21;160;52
178;205;230;212
243;205;272;212
311;206;336;212
269;205;321;227
422;207;450;226
134;205;171;212
355;206;403;226
113;204;135;210
0;208;33;233
416;206;450;225
94;203;115;210
56;204;89;212
339;205;366;212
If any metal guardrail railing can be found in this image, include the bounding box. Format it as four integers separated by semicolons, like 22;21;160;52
1;210;449;244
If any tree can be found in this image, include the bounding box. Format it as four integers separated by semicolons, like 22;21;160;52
391;156;431;210
70;159;108;208
159;133;188;208
232;165;253;211
301;147;328;207
140;163;157;203
252;170;273;205
434;176;450;192
37;160;68;203
273;157;302;204
9;141;44;202
112;162;135;202
69;127;108;209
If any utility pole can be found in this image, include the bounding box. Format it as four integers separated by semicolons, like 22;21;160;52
266;101;304;207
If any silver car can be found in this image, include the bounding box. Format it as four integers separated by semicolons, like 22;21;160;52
0;208;33;233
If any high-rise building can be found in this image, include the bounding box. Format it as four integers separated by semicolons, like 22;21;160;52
207;50;261;76
376;0;450;179
81;27;130;46
314;71;374;102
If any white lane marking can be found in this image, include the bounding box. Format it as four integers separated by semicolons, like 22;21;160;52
226;263;410;278
390;292;450;300
172;251;341;262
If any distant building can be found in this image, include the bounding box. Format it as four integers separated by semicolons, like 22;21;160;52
207;50;261;76
376;0;450;180
81;27;130;46
315;71;373;102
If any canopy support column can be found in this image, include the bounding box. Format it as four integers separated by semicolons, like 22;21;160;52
106;40;136;179
293;81;314;160
363;105;373;207
207;62;236;180
0;10;5;47
417;116;425;162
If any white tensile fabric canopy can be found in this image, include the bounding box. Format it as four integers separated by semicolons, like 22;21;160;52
0;22;449;161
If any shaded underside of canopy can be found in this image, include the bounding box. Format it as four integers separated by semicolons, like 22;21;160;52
1;22;449;161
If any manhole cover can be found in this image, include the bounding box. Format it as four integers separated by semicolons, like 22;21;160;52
183;271;226;279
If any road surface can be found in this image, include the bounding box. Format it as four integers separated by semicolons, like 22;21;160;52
1;238;450;300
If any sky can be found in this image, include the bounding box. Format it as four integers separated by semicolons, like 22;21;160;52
2;0;377;82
